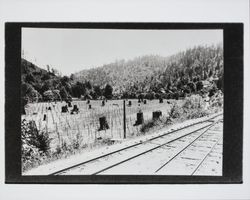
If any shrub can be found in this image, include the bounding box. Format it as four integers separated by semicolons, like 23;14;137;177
182;95;209;119
165;116;173;125
98;138;115;146
182;95;203;110
140;119;162;133
61;141;73;153
21;120;51;171
185;108;209;119
52;131;85;159
210;90;223;108
22;120;51;153
22;143;45;171
168;103;182;119
208;86;218;97
43;90;61;101
71;131;84;150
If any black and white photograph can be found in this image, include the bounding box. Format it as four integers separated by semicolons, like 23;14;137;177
1;0;249;200
20;27;224;176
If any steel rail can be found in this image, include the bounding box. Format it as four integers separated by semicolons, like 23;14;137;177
50;113;222;175
191;138;222;176
154;121;219;173
94;121;217;175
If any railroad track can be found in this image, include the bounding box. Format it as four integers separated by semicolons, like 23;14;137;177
154;121;223;175
50;113;223;175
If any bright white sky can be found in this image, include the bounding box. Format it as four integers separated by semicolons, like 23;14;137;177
22;28;223;76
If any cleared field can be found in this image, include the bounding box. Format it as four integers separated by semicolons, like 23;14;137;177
22;99;175;150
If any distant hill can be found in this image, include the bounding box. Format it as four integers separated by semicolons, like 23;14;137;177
74;55;170;94
21;58;63;104
21;59;55;84
21;44;223;105
21;58;60;95
74;44;223;96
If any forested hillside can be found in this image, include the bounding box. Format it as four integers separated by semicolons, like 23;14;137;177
74;55;169;95
74;44;223;98
21;44;223;106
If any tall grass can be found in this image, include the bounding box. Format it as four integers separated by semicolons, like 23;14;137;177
22;95;223;172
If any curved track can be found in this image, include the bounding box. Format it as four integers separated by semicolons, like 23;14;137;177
51;113;223;175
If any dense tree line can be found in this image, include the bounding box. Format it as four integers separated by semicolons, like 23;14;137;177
74;44;223;99
21;44;223;112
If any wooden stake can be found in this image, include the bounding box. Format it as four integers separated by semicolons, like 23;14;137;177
123;100;126;139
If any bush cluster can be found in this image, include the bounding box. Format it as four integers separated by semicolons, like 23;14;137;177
140;119;162;133
21;119;51;171
22;119;87;172
139;92;223;134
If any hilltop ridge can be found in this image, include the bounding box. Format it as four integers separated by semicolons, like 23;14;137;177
21;44;223;103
